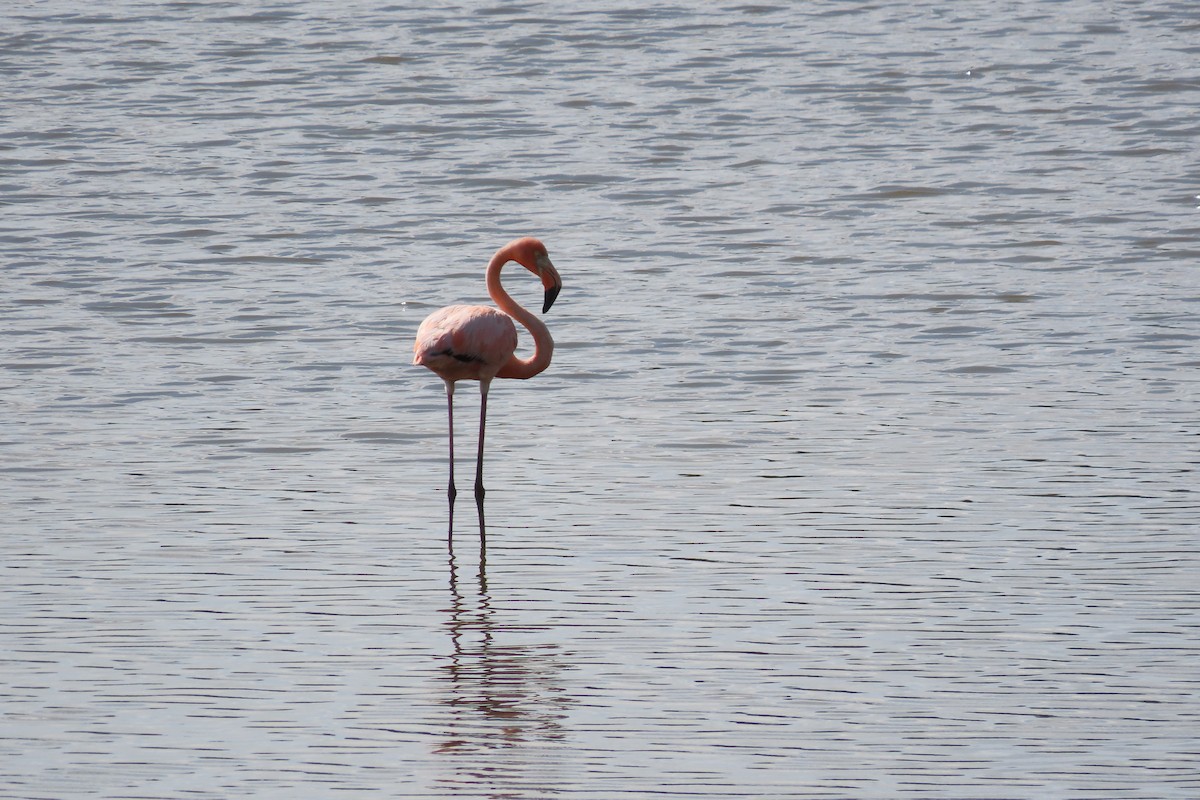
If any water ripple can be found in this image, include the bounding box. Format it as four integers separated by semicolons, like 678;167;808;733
2;1;1198;798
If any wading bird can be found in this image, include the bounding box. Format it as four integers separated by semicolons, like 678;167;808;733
413;237;563;502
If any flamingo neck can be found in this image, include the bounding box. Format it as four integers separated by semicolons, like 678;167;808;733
487;247;554;380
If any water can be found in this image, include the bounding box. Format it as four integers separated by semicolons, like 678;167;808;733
3;1;1198;797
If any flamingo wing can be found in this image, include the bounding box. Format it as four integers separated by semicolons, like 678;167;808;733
413;305;518;381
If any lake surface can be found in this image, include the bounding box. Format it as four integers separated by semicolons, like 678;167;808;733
2;1;1198;798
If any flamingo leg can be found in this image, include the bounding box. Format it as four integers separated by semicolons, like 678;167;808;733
475;379;491;500
445;379;457;502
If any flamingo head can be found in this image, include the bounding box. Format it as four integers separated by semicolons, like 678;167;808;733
507;237;562;313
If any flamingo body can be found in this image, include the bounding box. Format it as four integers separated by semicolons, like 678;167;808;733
413;237;563;501
413;305;518;383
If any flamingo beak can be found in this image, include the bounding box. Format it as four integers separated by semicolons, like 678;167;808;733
536;252;562;313
543;283;561;314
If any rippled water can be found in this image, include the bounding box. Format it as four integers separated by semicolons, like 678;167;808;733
3;1;1199;798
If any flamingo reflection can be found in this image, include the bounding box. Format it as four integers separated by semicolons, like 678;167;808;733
434;501;570;790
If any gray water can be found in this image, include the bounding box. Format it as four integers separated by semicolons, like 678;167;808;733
3;1;1199;798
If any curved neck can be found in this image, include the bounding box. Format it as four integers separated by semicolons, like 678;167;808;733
488;249;554;380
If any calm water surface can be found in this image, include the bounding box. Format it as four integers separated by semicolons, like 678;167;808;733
3;1;1199;798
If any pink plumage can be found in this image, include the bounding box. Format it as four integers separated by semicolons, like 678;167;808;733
413;305;518;383
413;237;563;501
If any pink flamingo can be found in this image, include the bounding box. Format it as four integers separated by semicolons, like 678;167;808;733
413;237;563;501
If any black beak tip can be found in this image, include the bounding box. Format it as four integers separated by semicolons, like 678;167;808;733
543;285;561;314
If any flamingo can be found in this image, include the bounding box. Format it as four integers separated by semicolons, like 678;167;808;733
413;237;563;502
